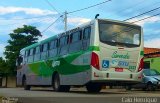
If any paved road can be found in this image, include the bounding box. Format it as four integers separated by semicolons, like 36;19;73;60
0;88;160;103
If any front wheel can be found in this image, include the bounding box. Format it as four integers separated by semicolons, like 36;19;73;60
53;73;70;92
86;83;102;93
22;76;31;90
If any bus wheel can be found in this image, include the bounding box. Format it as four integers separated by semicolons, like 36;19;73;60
142;87;147;91
86;83;102;93
53;73;70;92
22;76;31;90
125;85;132;90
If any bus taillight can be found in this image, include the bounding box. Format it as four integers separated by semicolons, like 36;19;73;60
91;52;100;70
138;58;144;72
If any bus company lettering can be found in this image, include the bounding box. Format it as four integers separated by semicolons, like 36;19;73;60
119;61;129;66
52;61;60;68
111;60;129;67
112;51;129;59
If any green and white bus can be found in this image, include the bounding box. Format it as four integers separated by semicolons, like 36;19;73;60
17;19;144;92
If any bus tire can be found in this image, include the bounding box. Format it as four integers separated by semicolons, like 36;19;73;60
53;73;70;92
126;85;132;90
86;83;102;93
22;76;31;90
62;85;70;92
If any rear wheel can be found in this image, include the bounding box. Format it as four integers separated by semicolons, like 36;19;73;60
109;86;113;89
126;85;132;90
53;73;70;92
22;76;31;90
142;87;147;91
86;83;102;93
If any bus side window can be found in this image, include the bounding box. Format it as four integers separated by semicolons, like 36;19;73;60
27;50;30;57
27;49;30;63
49;39;58;57
59;35;69;55
32;47;36;61
69;30;82;53
83;27;91;50
28;49;34;63
35;46;40;54
19;56;23;64
24;51;28;63
50;40;57;49
59;35;69;47
30;49;34;55
71;31;81;43
43;43;48;52
41;44;48;52
16;55;23;66
34;46;40;61
41;43;48;60
26;50;30;63
83;27;91;40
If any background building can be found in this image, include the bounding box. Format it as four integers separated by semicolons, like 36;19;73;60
0;73;16;88
144;47;160;72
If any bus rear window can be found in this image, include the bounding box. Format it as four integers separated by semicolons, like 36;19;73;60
99;21;141;47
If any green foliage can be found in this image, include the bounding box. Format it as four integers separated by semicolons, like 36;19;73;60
0;57;8;73
3;25;42;74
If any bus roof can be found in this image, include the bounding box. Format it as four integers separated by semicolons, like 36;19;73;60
21;18;141;52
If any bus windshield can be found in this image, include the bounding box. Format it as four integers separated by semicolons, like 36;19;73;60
99;20;141;47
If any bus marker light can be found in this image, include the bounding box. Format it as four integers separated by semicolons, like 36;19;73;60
138;58;144;72
94;72;99;77
115;68;123;72
91;52;100;70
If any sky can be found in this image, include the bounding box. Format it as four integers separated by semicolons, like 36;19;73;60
0;0;160;58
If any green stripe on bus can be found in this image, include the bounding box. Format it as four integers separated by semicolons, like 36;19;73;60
28;46;99;76
88;46;100;51
29;59;90;76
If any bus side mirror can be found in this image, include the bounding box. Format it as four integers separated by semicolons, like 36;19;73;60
16;59;18;66
16;56;23;66
95;14;99;19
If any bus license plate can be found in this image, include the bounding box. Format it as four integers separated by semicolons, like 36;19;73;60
115;68;123;72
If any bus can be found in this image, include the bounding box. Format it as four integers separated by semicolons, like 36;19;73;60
16;18;144;92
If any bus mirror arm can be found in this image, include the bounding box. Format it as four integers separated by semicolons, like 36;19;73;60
95;14;100;19
16;59;18;67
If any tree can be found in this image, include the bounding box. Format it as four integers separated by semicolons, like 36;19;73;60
0;57;8;73
4;25;42;75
